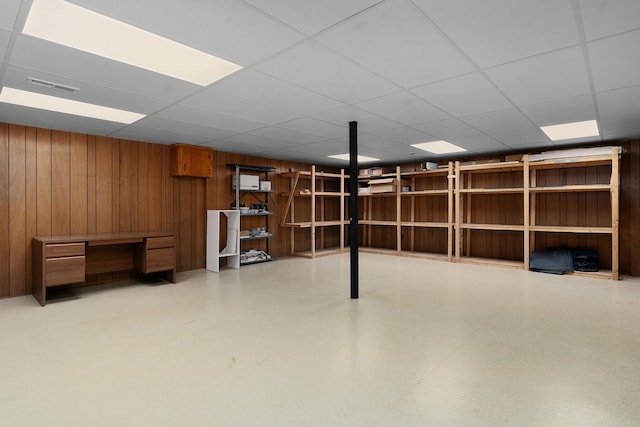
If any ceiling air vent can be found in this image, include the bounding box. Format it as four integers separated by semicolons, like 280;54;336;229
27;77;79;94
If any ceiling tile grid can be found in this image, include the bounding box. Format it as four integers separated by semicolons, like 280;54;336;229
0;0;638;166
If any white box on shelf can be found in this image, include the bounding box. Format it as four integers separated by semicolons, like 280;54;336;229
260;180;271;191
232;174;259;191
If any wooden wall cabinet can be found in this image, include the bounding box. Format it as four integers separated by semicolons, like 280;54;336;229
170;143;214;177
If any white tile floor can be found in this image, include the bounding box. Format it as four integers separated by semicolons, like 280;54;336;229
1;253;640;426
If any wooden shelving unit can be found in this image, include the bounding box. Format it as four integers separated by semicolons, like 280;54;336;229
455;146;621;279
280;165;347;258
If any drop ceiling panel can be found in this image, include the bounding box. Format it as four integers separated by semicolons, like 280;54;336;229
312;106;400;132
247;126;326;145
0;29;10;60
181;89;300;126
131;116;236;142
210;70;344;116
355;91;449;126
412;72;512;117
447;135;507;154
255;40;399;104
588;30;640;92
202;138;276;155
0;0;21;30
462;108;534;135
519;95;596;127
110;124;209;146
0;103;127;135
600;114;640;139
578;0;640;40
492;128;550;147
412;0;580;67
212;132;300;150
289;139;350;156
69;0;303;65
245;0;381;35
411;119;483;140
596;85;640;120
368;126;432;145
486;47;591;106
316;0;474;88
3;65;168;114
154;104;266;133
10;36;200;102
276;117;346;139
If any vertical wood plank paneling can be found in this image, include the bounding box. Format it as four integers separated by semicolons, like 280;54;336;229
51;130;70;235
119;139;131;232
95;136;112;233
196;177;206;268
9;125;26;296
112;139;120;233
162;145;173;232
148;143;162;231
70;133;88;234
87;135;97;234
0;124;9;297
138;142;149;231
25;127;37;294
36;128;52;236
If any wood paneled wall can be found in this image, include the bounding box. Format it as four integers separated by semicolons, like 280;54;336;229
1;121;640;300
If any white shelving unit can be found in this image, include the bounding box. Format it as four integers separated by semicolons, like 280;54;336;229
206;210;240;273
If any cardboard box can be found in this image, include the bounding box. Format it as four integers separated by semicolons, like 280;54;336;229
424;162;438;170
232;174;259;191
359;167;383;177
368;178;397;193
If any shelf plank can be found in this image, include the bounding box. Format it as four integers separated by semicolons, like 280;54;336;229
401;189;449;196
360;220;397;226
459;161;523;172
401;221;449;228
460;188;524;194
240;234;273;241
530;225;612;234
528;155;614;169
461;223;525;231
292;247;344;258
529;184;610;193
400;169;449;177
457;256;525;269
401;251;449;261
282;221;346;228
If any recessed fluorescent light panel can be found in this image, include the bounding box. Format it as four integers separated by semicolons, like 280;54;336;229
328;154;380;163
411;140;467;155
23;0;242;86
0;87;145;124
540;120;599;141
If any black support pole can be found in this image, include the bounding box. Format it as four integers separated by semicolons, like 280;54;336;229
349;121;359;299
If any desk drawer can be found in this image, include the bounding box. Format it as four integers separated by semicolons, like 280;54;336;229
46;243;85;258
146;236;174;250
143;247;175;273
45;256;85;287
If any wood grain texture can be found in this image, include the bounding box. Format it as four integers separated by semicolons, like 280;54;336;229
70;133;88;235
51;130;71;235
25;127;37;294
0;124;9;297
9;125;26;296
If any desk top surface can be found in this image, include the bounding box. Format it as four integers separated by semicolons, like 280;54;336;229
34;231;174;244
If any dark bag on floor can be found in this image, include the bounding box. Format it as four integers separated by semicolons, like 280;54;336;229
571;248;598;272
530;247;574;275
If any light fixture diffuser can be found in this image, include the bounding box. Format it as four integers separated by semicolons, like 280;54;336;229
328;154;380;163
411;140;467;154
23;0;242;86
0;87;145;124
540;120;599;141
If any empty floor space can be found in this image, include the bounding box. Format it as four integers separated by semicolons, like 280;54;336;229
1;253;639;426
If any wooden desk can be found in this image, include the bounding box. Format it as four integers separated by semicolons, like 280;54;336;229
32;232;176;306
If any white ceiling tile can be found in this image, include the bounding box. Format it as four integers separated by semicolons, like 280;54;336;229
520;95;596;127
355;91;449;126
486;47;591;106
286;139;351;156
10;36;199;102
111;124;212;146
589;30;640;92
411;119;482;140
203;138;277;155
3;65;168;114
599;113;640;139
154;105;266;133
133;116;236;141
368;127;432;145
211;70;344;116
596;85;640;120
316;0;474;88
447;135;507;154
312;106;401;132
255;39;399;103
248;126;326;145
462;108;534;134
214;132;300;150
0;29;10;60
276;117;346;139
0;0;21;30
578;0;640;40
492;128;550;147
412;72;512;117
413;0;580;67
244;0;381;35
69;0;303;65
181;89;299;126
